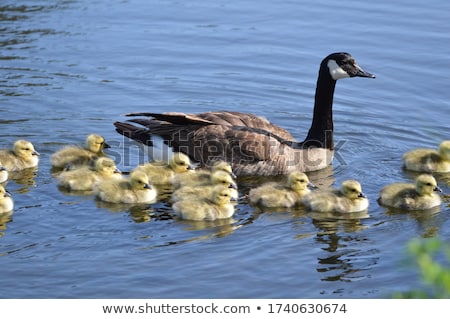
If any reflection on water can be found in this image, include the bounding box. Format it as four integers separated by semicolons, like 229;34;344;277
4;167;38;193
0;211;13;238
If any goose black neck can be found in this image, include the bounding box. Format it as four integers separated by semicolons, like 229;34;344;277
303;66;336;150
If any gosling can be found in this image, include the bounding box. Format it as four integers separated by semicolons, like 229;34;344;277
0;185;13;213
94;170;156;204
57;157;122;191
0;140;40;171
378;174;442;210
302;180;369;213
51;133;110;169
0;163;8;183
134;152;194;185
249;172;315;208
171;170;238;202
173;160;236;188
402;140;450;173
172;185;236;221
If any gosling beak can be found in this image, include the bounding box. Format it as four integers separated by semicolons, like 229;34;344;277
229;183;238;190
114;168;122;174
433;186;443;193
307;182;318;190
0;166;6;172
5;190;12;197
354;64;375;79
144;183;152;190
358;192;367;198
33;150;40;156
103;142;111;149
230;171;237;179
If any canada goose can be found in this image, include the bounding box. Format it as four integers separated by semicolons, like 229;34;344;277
249;171;315;208
172;185;235;221
378;174;442;210
57;157;122;191
114;52;375;176
173;160;236;189
51;133;110;169
171;170;238;202
0;185;13;213
0;163;8;183
302;180;369;213
402;140;450;173
134;152;194;185
0;140;40;171
94;170;157;204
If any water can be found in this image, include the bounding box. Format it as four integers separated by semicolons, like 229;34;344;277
1;0;449;298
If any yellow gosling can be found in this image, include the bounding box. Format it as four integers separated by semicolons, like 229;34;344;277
173;160;236;188
0;162;8;183
403;140;450;173
0;140;40;171
378;174;442;210
302;180;369;213
57;157;122;191
172;185;235;221
51;133;110;169
249;172;315;208
0;185;13;213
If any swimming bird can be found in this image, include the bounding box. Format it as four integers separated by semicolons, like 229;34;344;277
402;140;450;173
378;174;442;210
172;185;236;221
134;152;194;185
0;163;8;183
57;157;122;191
301;180;369;213
51;133;110;169
249;171;315;208
0;185;13;213
172;160;236;189
171;170;238;202
94;170;157;204
114;52;375;176
0;140;40;171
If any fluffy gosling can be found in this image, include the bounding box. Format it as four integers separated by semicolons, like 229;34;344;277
94;170;156;204
402;140;450;173
57;157;122;191
302;180;369;213
0;140;40;171
0;163;8;183
378;174;442;210
134;152;194;185
171;170;238;202
249;172;315;208
173;160;236;188
172;185;236;221
0;185;13;213
51;133;110;169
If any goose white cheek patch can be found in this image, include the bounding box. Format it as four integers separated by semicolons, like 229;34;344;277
328;59;350;80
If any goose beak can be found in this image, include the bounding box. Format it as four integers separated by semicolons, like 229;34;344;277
434;186;443;193
358;192;367;198
103;142;111;149
354;64;375;78
33;150;40;156
5;190;12;197
229;183;238;190
144;183;152;190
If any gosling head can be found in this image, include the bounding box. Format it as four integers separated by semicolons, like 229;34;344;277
0;185;11;199
211;185;236;205
341;180;366;200
86;134;110;153
438;140;450;161
13;140;40;160
324;52;375;81
130;171;152;190
211;160;236;179
415;174;442;195
169;152;194;173
95;157;120;176
210;171;237;189
288;171;315;191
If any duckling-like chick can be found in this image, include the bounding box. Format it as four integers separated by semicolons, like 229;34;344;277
51;134;110;169
249;172;315;208
0;140;40;171
135;152;194;185
302;180;369;213
172;185;236;221
0;163;8;183
0;185;13;213
171;170;238;202
378;174;442;210
403;140;450;173
94;170;157;204
57;157;122;191
173;160;236;189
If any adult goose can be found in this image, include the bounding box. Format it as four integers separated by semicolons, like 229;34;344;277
114;52;375;176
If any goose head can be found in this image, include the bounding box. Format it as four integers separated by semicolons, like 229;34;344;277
438;140;450;160
415;174;442;195
13;140;40;160
324;52;375;80
210;170;238;189
86;134;110;153
169;152;194;173
341;180;366;199
288;171;315;191
130;171;152;190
